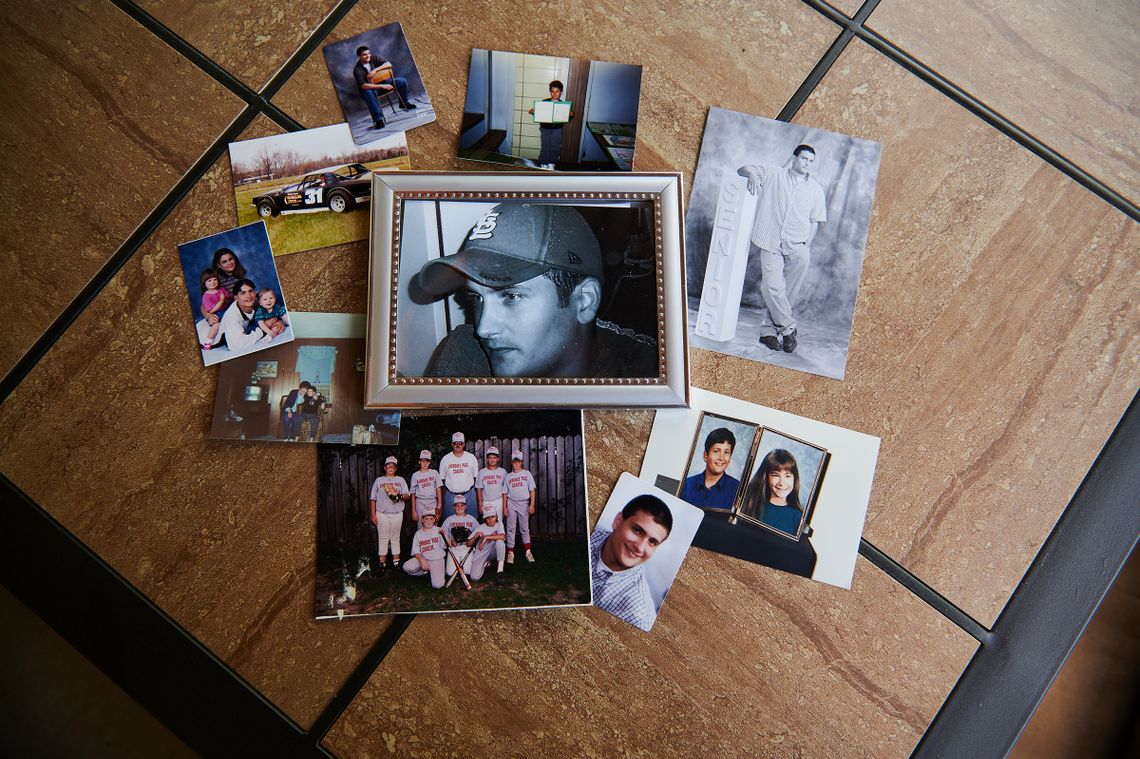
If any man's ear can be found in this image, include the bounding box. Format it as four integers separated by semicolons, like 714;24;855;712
611;512;623;532
572;277;602;325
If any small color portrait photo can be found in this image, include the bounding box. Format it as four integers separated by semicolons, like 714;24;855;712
736;428;827;540
676;412;758;512
589;472;704;633
322;22;435;146
176;221;293;366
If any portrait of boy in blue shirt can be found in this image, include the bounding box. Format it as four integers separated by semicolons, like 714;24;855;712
679;427;740;510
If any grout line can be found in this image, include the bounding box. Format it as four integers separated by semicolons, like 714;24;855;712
0;107;259;405
258;0;359;101
776;29;853;122
109;0;307;133
859;539;992;644
308;615;417;743
796;0;1138;220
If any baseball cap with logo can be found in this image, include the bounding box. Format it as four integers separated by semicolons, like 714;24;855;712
486;446;500;456
454;494;467;503
452;432;465;443
418;449;432;460
385;456;398;465
512;450;524;460
409;203;602;303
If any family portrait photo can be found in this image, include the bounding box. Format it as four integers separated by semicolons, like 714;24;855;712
589;473;704;632
228;123;410;256
686;108;882;380
177;222;293;366
641;387;880;588
322;22;435;146
315;410;591;618
209;312;400;445
458;49;643;171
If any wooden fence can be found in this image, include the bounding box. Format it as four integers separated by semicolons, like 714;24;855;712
318;434;586;552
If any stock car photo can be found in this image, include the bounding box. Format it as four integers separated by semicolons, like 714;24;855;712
253;164;373;217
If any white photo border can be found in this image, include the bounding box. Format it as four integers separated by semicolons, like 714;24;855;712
365;171;689;408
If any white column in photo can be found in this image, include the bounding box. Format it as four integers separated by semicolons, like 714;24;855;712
695;174;757;342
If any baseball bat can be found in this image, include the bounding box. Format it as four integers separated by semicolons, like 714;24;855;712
444;542;472;590
445;544;473;588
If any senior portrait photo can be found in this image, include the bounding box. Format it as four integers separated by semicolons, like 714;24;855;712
686;108;882;380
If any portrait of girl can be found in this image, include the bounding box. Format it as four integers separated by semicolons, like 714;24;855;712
739;448;805;535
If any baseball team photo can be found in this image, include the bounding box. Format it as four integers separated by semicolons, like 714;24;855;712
458;48;643;172
227;123;410;256
322;22;435;146
316;409;591;618
364;172;690;409
176;221;294;366
686;107;882;380
589;473;704;632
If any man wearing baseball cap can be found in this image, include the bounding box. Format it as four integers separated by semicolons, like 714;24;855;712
408;202;658;378
439;431;479;520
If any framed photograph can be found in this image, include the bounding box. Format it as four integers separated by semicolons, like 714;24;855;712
458;48;642;171
686;107;882;380
321;22;435;146
589;472;704;632
364;171;689;409
641;387;880;588
228;123;410;256
176;221;294;366
209;312;401;445
316;409;591;618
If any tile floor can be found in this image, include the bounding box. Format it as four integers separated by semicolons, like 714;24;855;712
1;0;1136;755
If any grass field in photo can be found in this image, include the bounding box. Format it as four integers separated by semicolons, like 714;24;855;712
232;155;411;256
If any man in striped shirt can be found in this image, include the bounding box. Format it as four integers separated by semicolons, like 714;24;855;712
737;144;828;354
590;494;673;632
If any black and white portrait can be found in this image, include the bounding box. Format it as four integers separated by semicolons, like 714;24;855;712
396;198;660;380
686;108;881;380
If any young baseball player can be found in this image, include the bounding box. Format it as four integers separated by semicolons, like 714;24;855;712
440;495;480;581
474;446;507;523
402;512;447;589
465;511;506;583
409;449;443;528
504;450;537;564
370;455;410;570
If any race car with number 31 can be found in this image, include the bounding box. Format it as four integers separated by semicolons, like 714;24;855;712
253;164;373;217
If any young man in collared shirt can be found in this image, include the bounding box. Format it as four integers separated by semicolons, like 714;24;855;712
737;144;828;354
591;494;673;632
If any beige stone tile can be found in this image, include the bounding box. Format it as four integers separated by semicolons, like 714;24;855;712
136;0;339;89
321;411;976;758
0;2;243;378
868;0;1140;203
0;142;385;727
271;0;839;189
694;41;1139;626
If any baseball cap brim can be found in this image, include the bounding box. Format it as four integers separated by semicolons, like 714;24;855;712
409;251;550;304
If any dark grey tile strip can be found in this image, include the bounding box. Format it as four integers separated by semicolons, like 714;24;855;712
912;392;1139;758
0;475;324;757
859;539;992;644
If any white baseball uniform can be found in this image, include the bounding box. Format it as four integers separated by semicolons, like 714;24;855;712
504;468;536;549
441;513;480;577
439;450;478;518
467;521;506;581
475;466;507;521
403;526;447;588
410;468;442;526
371;475;409;558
